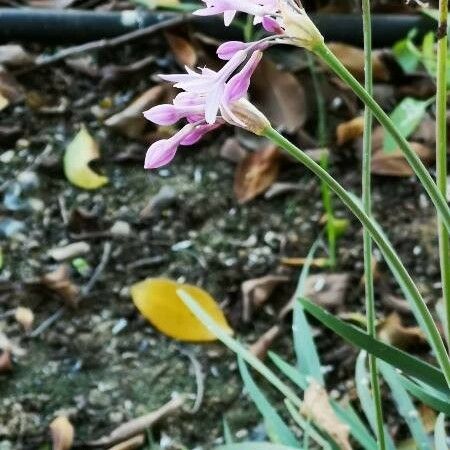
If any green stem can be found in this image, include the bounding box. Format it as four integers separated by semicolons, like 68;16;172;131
361;1;386;448
313;42;450;234
436;0;450;347
263;126;450;389
307;53;337;267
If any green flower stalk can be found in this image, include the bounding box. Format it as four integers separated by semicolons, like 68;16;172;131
263;126;450;388
436;0;450;346
361;1;386;448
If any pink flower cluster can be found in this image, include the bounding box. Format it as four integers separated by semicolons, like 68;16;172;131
143;0;322;168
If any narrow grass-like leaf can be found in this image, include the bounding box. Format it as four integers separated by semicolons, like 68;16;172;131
268;352;308;390
179;290;302;408
299;297;448;392
215;443;302;450
399;376;450;415
434;414;448;450
379;362;431;450
270;352;377;450
332;403;377;450
293;238;324;384
355;352;396;450
384;97;430;153
238;357;300;447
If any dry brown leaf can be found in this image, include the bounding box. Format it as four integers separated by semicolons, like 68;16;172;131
249;325;281;360
301;380;352;450
105;85;171;139
0;45;34;67
305;273;350;308
234;145;281;204
41;265;80;308
14;307;34;332
49;416;74;450
372;142;434;177
327;43;389;82
107;434;145;450
241;274;289;322
279;272;350;319
418;404;436;433
220;137;247;163
165;33;197;68
88;396;184;447
252;58;306;133
0;350;12;373
378;312;426;350
336;116;364;146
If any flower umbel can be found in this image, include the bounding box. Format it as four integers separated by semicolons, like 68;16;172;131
194;0;323;50
143;50;268;168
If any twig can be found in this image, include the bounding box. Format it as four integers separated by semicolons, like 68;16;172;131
29;307;65;338
179;347;204;414
20;14;189;73
81;241;112;296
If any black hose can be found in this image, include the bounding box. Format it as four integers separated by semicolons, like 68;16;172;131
0;8;438;47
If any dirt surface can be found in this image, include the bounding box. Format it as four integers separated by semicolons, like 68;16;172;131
0;7;445;449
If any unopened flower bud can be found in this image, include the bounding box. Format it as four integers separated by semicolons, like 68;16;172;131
278;0;324;50
223;99;270;135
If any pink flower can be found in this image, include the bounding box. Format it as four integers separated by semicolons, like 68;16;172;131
194;0;277;26
143;50;266;169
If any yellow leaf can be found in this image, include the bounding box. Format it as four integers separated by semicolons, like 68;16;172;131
0;93;9;111
64;125;108;190
131;278;232;342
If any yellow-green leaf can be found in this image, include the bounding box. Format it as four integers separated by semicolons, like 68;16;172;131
64;125;108;190
131;278;232;342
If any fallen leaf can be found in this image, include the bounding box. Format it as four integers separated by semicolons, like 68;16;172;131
88;396;184;447
0;93;8;111
280;257;329;268
50;416;74;450
105;85;170;139
14;307;34;332
165;33;197;68
279;272;350;320
301;380;352;450
336;116;364;146
234;145;282;203
0;350;12;373
372;142;434;177
304;273;350;308
378;312;426;350
220;137;247;163
241;274;289;322
0;45;34;67
41;265;80;308
131;278;232;341
64;125;108;190
418;404;436;433
0;68;24;110
107;434;145;450
327;43;389;81
264;182;302;199
251;57;306;133
249;325;281;360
